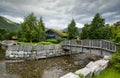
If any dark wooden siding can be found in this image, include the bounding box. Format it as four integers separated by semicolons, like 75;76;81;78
46;30;62;39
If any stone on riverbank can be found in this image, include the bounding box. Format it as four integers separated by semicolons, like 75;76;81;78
75;67;91;78
60;72;79;78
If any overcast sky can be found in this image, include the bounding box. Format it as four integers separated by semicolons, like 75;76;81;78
0;0;120;29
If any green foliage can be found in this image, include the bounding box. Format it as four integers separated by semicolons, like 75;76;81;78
17;42;37;45
92;67;120;78
114;63;120;72
115;33;120;43
39;42;52;45
109;25;120;43
37;17;46;41
78;73;83;78
0;28;17;40
0;44;5;60
110;49;120;72
67;19;78;39
80;13;111;39
46;39;59;43
80;24;91;39
0;28;7;40
91;13;105;29
46;38;67;44
0;16;19;32
57;38;66;42
17;13;45;42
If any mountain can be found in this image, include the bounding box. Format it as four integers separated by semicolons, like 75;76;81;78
0;16;20;32
63;28;82;32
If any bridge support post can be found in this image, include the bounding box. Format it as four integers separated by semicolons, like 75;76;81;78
100;40;103;56
90;40;92;54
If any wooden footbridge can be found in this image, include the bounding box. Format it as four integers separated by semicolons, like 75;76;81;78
61;40;116;56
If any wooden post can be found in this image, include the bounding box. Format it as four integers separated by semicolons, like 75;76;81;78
89;40;91;54
100;40;103;56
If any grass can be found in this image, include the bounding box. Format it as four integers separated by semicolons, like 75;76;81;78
17;42;38;45
17;38;66;45
17;41;56;45
46;39;59;43
51;29;68;37
39;41;52;45
92;67;120;78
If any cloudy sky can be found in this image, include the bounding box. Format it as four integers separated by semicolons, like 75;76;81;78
0;0;120;29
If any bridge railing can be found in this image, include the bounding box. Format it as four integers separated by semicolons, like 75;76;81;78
61;39;116;52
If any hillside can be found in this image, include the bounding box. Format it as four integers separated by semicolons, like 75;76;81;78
0;16;20;32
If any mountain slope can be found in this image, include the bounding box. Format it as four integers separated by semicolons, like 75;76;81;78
0;16;20;32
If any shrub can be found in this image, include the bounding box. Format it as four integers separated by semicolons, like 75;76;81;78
110;49;120;72
39;42;52;45
57;38;66;42
46;39;59;43
0;44;5;60
78;73;83;78
114;63;120;72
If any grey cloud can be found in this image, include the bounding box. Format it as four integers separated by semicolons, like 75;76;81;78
0;0;120;29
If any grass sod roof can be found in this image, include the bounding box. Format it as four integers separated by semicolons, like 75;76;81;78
46;29;68;37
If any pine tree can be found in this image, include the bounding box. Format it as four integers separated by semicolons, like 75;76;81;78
90;13;105;39
80;13;112;39
67;19;78;39
37;17;45;41
91;13;105;29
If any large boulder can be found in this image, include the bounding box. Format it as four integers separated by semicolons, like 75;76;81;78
75;67;91;78
86;61;100;76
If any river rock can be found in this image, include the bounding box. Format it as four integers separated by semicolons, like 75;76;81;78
60;72;79;78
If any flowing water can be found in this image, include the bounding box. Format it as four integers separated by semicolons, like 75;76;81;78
0;45;91;78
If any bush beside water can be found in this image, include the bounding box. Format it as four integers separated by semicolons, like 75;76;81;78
110;49;120;72
0;44;5;60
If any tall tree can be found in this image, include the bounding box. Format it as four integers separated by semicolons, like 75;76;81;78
90;13;105;39
37;17;45;41
18;13;46;42
80;13;111;39
0;28;7;40
80;24;91;39
91;13;105;29
67;19;78;39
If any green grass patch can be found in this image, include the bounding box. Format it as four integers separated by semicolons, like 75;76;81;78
17;42;38;45
46;39;59;43
18;41;54;45
17;38;67;45
92;67;120;78
39;42;52;45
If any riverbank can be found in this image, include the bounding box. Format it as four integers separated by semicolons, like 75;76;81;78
0;54;93;78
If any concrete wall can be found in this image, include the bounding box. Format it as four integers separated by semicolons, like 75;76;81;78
60;55;111;78
6;44;64;60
